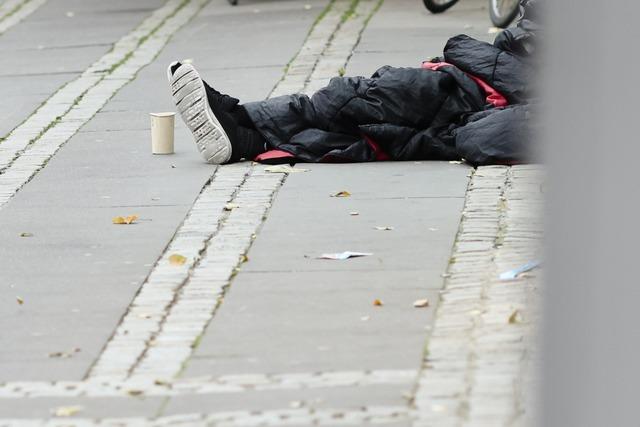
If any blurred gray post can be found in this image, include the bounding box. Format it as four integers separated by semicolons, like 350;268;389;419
543;1;640;426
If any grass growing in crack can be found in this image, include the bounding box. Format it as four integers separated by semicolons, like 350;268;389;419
280;0;336;78
106;0;191;73
0;0;26;26
311;0;336;29
341;0;360;22
365;0;385;26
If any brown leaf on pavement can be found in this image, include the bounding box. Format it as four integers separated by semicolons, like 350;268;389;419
16;296;24;305
373;299;383;306
19;232;33;237
112;215;138;225
331;191;351;197
224;203;240;211
168;254;187;266
413;298;430;308
508;309;523;324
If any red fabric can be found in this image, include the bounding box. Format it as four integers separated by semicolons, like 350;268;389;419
421;61;508;108
364;135;390;161
254;149;295;163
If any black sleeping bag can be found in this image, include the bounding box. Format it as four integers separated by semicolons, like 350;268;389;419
244;0;540;165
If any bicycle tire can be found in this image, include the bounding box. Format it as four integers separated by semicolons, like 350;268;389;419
489;0;520;28
422;0;459;14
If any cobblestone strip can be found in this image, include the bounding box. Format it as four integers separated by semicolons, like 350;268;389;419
0;370;415;398
303;0;381;95
0;0;47;35
128;169;285;380
0;406;411;426
268;0;352;98
411;165;543;427
0;0;209;208
87;164;251;380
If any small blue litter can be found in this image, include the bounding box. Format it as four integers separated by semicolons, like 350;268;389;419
499;260;541;281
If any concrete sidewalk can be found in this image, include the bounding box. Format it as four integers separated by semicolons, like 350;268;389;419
0;0;542;425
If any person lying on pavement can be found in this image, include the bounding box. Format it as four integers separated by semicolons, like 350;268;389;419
167;0;540;167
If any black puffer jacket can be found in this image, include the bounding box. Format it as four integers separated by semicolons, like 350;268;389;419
244;0;539;165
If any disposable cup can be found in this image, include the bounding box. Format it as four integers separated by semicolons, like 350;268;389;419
150;112;175;154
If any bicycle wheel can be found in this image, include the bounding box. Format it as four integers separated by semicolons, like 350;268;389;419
423;0;459;14
489;0;520;28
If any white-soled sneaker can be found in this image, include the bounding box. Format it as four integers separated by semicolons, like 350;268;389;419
167;61;232;164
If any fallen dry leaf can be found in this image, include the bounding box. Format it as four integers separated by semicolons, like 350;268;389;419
52;405;83;417
240;254;249;263
224;203;240;211
168;254;187;266
413;298;430;308
112;215;138;225
127;389;144;397
508;309;523;324
373;299;384;307
19;232;33;237
16;296;24;305
331;191;351;198
374;226;394;231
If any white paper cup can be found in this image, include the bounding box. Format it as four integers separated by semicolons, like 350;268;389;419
150;112;175;154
